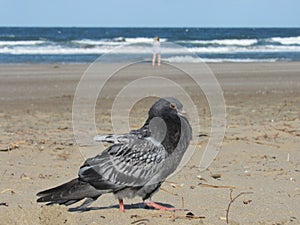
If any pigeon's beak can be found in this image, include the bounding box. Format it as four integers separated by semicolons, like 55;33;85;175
177;108;187;117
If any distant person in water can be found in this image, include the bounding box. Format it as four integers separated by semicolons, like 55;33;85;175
152;36;161;66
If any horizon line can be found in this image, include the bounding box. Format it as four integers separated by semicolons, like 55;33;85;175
0;25;300;29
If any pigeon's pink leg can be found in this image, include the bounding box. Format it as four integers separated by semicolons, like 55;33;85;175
144;200;185;211
118;199;125;212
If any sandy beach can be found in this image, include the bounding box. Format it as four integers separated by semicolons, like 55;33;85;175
0;62;300;225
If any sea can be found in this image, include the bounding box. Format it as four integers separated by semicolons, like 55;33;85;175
1;27;300;64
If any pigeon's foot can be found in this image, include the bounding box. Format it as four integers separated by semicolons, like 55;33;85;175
118;199;125;212
144;200;186;211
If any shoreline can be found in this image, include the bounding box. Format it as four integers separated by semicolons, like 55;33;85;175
1;60;300;65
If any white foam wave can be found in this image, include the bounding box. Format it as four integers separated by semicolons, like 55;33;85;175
2;44;300;55
0;45;161;55
0;45;165;55
0;34;15;38
178;39;257;46
124;37;167;43
72;39;122;46
0;46;111;54
164;56;204;63
164;56;279;63
187;45;300;53
73;37;167;46
201;58;279;63
270;36;300;45
0;40;45;46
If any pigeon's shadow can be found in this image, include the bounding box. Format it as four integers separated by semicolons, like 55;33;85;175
69;202;175;212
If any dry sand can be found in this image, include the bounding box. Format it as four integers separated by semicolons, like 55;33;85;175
0;62;299;225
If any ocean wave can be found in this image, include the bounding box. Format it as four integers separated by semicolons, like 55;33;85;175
2;43;300;55
270;36;300;45
0;34;15;38
1;27;300;63
0;40;45;46
187;45;300;53
200;58;279;63
177;39;257;46
72;39;122;46
164;56;279;63
4;37;299;49
72;37;167;46
124;37;167;43
0;45;182;55
0;46;109;54
0;45;155;55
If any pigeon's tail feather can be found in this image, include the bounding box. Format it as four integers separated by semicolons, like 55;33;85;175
37;178;102;206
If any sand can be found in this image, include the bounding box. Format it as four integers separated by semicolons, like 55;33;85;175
0;62;299;225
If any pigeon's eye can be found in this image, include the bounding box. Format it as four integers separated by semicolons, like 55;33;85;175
169;103;176;109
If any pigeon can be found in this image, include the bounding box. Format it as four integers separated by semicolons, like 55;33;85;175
37;97;192;212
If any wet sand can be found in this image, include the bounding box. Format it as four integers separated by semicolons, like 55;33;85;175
0;62;300;224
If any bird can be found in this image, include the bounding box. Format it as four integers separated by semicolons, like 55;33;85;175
36;97;192;212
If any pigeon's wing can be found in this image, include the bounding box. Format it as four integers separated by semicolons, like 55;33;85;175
79;138;166;190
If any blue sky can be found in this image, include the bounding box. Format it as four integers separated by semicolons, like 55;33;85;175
1;0;299;27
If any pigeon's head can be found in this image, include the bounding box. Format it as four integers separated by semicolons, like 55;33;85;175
148;97;186;120
146;97;191;153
